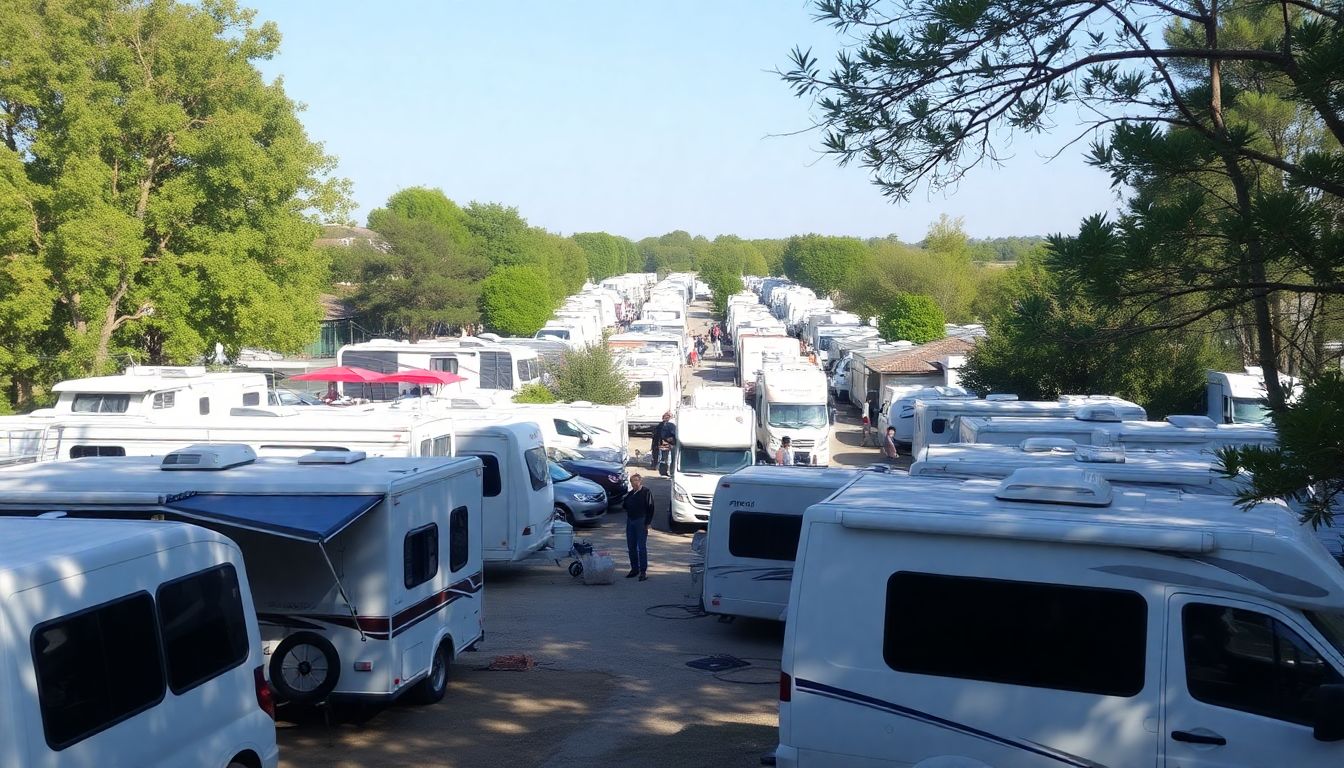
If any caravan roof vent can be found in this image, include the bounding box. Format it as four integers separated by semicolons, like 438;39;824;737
1075;445;1126;464
161;444;256;471
994;468;1113;506
1020;437;1078;453
1166;414;1218;429
1076;404;1124;422
298;450;367;465
985;393;1019;402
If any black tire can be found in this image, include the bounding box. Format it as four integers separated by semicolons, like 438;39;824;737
409;641;452;705
269;631;340;705
554;504;573;524
568;560;583;578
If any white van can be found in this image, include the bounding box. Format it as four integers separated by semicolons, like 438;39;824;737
670;403;753;525
778;468;1344;767
702;467;870;620
444;417;555;563
878;384;974;440
0;516;278;768
0;447;486;708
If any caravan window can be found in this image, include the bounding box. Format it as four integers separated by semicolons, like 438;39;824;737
465;453;501;497
517;358;540;382
242;391;261;406
72;394;130;413
524;446;549;491
33;593;165;750
479;351;515;390
403;524;439;589
638;381;663;397
69;445;127;459
152;391;176;409
1184;603;1341;725
884;572;1146;697
931;418;948;434
431;357;459;375
198;397;210;415
449;506;469;572
157;564;249;694
554;419;584;438
419;435;452;457
728;512;803;561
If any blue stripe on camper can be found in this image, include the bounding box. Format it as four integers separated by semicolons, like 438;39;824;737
793;678;1103;768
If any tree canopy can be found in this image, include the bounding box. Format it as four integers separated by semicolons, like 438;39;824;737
878;294;945;344
480;265;556;336
782;234;868;296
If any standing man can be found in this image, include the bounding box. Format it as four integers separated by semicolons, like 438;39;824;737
650;411;676;477
623;473;655;580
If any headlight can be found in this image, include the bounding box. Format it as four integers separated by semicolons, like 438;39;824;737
607;474;622;484
672;484;687;501
579;492;606;503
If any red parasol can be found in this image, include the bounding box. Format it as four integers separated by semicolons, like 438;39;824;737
288;366;383;383
370;368;468;386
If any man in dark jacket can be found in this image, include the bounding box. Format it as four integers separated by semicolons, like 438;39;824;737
650;412;676;477
623;473;655;580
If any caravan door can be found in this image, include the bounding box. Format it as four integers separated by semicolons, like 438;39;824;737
461;434;513;561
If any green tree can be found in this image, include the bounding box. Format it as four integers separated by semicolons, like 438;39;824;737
572;232;628;281
480;265;557;336
550;343;637;405
878;294;945;344
0;0;349;400
781;235;868;295
513;382;558;404
1219;373;1344;528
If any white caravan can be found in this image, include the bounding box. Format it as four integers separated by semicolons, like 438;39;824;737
534;320;588;350
337;337;543;398
1207;367;1300;424
736;335;802;394
552;309;602;346
670;403;754;525
608;331;684;359
0;516;278;768
911;395;1148;456
621;357;681;432
754;365;831;465
0;447;485;709
912;440;1343;558
777;468;1344;767
958;413;1279;452
879;385;975;441
691;385;746;409
702;466;870;621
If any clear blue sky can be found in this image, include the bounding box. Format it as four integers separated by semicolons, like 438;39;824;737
252;1;1120;242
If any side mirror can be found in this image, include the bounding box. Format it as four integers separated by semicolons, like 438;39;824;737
1315;684;1344;742
580;433;593;445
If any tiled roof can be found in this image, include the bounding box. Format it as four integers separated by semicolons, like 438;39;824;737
863;336;975;374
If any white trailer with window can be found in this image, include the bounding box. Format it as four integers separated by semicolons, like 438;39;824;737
670;403;754;525
337;338;544;399
777;468;1344;767
621;356;681;432
702;467;871;620
911;395;1148;456
957;412;1278;452
0;446;486;709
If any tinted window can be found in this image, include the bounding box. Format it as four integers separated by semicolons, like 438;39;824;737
198;397;210;415
157;565;249;694
517;359;539;382
638;381;663;397
152;391;176;409
465;453;501;497
449;506;469;572
728;512;803;561
241;392;260;406
1184;603;1342;725
555;419;583;438
72;394;130;413
524;446;549;491
549;461;575;482
931;418;947;435
69;445;127;459
884;572;1146;697
33;593;165;749
404;524;439;589
432;435;451;456
431;356;459;374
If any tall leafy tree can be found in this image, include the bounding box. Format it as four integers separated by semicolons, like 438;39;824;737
480;265;557;336
0;0;348;398
572;232;628;281
781;234;868;296
878;294;945;344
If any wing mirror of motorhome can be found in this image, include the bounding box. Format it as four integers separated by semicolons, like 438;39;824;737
1314;684;1344;741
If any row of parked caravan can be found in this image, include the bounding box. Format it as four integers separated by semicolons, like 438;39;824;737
608;273;699;431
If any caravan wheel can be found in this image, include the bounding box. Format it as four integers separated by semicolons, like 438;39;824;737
269;632;340;705
409;641;452;705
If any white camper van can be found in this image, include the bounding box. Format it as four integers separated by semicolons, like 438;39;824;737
879;385;975;442
0;516;278;768
444;417;555;563
0;447;486;708
911;395;1148;456
777;468;1344;767
702;467;870;621
622;358;681;432
754;365;831;465
670;403;753;525
1207;367;1300;424
737;335;802;395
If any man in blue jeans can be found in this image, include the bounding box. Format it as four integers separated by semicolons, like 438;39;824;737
623;473;655;581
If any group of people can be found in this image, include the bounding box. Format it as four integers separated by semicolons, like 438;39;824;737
688;324;723;367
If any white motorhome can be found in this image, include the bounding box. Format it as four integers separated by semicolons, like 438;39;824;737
0;447;486;710
1207;367;1301;424
691;385;746;409
736;335;802;394
754;365;831;465
0;516;278;768
534;320;588;350
608;331;684;359
552;309;602;347
670;403;754;525
911;395;1148;456
777;468;1344;767
702;467;871;621
958;412;1279;452
621;357;681;432
337;338;543;398
878;385;975;440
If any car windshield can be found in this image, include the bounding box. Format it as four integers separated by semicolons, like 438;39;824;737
548;461;575;482
1232;398;1271;424
678;447;752;474
548;446;583;461
1308;610;1344;658
768;403;828;429
575;419;609;435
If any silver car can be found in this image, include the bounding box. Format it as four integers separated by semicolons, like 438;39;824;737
549;461;607;525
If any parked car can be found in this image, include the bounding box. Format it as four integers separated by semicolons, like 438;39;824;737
550;461;607;525
268;388;322;406
548;446;628;506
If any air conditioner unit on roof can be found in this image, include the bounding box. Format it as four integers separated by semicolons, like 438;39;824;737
161;444;256;471
994;468;1113;506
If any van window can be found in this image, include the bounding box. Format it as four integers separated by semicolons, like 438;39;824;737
465;453;501;497
198;397;210;415
242;391;260;406
69;445;127;459
152;391;176;409
72;394;130;413
157;564;249;694
931;418;947;434
884;572;1146;697
524;446;550;491
555;419;584;438
517;358;540;382
728;512;803;561
449;506;469;572
431;356;460;374
638;381;663;397
433;435;451;456
1184;603;1341;725
404;523;439;589
33;593;165;750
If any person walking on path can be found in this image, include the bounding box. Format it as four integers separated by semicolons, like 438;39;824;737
650;412;676;476
883;426;900;461
860;402;876;447
623;474;655;580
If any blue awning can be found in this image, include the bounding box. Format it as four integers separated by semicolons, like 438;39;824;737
167;494;383;543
